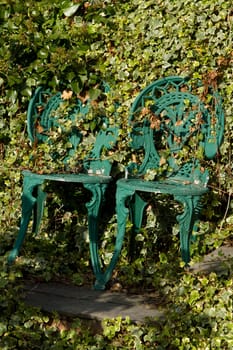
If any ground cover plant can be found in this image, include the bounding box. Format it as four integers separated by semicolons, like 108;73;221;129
0;0;233;348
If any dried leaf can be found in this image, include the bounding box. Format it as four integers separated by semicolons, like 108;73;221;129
174;136;181;144
35;121;44;134
175;120;183;126
37;105;44;113
159;157;166;166
61;90;73;100
77;93;89;104
132;154;137;163
150;115;161;130
141;107;151;116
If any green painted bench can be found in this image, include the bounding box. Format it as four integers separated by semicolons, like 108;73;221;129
97;76;224;290
8;86;118;289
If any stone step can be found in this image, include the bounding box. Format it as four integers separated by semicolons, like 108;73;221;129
23;282;164;323
23;245;233;323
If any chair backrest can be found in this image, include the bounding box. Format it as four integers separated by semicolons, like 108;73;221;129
128;76;224;184
27;87;118;176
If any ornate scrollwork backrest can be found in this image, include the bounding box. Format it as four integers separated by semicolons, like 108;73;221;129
128;76;224;183
27;87;85;143
27;87;118;175
27;87;87;169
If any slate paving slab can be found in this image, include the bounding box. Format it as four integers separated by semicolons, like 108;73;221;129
23;282;164;323
190;245;233;274
23;245;233;323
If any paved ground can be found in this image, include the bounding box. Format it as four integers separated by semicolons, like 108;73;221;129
23;245;233;323
189;245;233;274
24;282;164;323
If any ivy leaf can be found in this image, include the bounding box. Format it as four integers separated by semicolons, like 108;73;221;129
89;88;101;101
63;4;80;17
0;322;7;337
188;290;200;305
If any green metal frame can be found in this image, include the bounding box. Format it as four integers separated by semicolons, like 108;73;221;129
8;86;118;290
97;76;224;289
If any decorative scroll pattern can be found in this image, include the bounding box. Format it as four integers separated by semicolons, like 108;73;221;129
128;76;224;180
174;195;195;264
99;184;136;289
83;183;107;289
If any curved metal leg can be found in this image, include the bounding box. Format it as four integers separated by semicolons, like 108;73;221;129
98;184;135;289
85;182;136;290
128;192;147;260
84;183;107;290
8;175;44;264
32;185;47;235
174;195;200;265
191;196;203;243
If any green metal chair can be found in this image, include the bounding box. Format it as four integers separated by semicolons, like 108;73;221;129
8;86;118;289
98;76;224;289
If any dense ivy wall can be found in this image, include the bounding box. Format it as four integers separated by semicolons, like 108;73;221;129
0;1;233;348
0;0;232;233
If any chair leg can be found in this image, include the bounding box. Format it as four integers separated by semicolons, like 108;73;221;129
191;196;203;243
100;184;136;289
85;181;135;290
174;195;199;265
8;176;44;264
84;183;107;290
32;185;47;235
128;192;147;260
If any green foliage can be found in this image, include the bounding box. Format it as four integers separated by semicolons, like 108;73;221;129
0;0;233;348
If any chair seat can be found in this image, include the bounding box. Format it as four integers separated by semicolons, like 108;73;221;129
22;170;112;184
118;178;209;196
